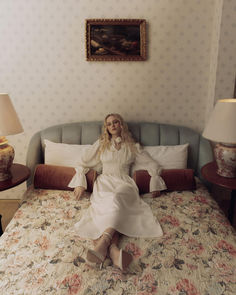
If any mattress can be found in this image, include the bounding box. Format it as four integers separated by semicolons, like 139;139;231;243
0;179;235;295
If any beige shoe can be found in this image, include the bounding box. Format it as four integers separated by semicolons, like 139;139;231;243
109;244;133;271
86;232;112;268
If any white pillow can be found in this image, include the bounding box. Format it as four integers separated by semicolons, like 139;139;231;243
132;143;189;172
44;140;91;168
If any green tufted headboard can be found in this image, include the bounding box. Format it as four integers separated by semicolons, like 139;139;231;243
26;122;213;187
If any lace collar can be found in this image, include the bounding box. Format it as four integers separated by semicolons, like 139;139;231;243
111;137;123;150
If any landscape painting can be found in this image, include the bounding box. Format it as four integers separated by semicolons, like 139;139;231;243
86;19;146;61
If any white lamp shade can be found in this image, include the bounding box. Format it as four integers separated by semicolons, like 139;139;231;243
0;93;23;136
202;99;236;144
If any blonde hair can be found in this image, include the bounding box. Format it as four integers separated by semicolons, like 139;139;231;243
99;113;136;154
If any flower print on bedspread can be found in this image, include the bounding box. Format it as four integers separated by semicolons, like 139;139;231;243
57;273;82;295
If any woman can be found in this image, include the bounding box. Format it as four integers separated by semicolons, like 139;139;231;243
68;114;166;271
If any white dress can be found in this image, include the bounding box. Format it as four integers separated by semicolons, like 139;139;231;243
68;140;167;239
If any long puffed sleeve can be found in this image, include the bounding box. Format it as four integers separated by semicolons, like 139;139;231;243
134;143;167;192
68;140;101;189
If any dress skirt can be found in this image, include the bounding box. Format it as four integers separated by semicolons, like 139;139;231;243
74;173;163;239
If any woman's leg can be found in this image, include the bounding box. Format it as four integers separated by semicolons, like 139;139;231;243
86;228;115;264
88;228;133;270
109;232;133;271
110;231;120;246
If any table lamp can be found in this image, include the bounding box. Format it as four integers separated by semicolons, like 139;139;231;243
202;98;236;178
0;93;23;181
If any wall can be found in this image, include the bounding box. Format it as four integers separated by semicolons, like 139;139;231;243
0;0;235;199
215;0;236;101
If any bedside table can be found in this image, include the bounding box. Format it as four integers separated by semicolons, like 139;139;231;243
201;161;236;225
0;163;30;191
0;164;30;235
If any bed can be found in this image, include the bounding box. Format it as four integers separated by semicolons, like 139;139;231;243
0;121;236;295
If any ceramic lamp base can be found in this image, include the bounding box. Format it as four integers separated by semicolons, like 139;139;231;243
214;143;236;178
0;143;15;181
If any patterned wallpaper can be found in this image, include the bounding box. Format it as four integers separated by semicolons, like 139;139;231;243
215;0;236;100
0;0;235;199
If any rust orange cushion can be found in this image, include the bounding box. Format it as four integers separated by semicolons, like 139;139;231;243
34;164;97;192
133;169;196;193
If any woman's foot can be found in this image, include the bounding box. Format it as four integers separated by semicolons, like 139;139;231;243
109;244;133;271
86;232;112;265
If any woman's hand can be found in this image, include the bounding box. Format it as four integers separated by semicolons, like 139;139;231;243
151;191;161;198
74;186;86;200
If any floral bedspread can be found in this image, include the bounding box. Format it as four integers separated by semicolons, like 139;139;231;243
0;180;236;295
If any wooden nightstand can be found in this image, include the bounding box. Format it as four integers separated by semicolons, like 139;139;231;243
0;163;30;191
201;161;236;225
0;164;30;235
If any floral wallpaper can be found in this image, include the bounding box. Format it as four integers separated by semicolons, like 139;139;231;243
0;0;235;199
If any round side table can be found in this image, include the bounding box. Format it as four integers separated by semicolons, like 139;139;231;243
0;163;30;191
201;161;236;224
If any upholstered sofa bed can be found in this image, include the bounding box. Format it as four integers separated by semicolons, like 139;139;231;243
26;121;213;185
0;121;236;295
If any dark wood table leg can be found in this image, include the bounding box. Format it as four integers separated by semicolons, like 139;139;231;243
0;214;3;236
228;190;236;225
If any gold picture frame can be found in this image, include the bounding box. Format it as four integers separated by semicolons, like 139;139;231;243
86;19;147;61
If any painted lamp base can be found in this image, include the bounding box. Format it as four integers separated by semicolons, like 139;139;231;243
214;143;236;178
0;144;14;181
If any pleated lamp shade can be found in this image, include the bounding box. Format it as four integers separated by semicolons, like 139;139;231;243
202;99;236;178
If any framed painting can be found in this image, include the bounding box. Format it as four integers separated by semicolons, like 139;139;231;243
86;19;147;61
